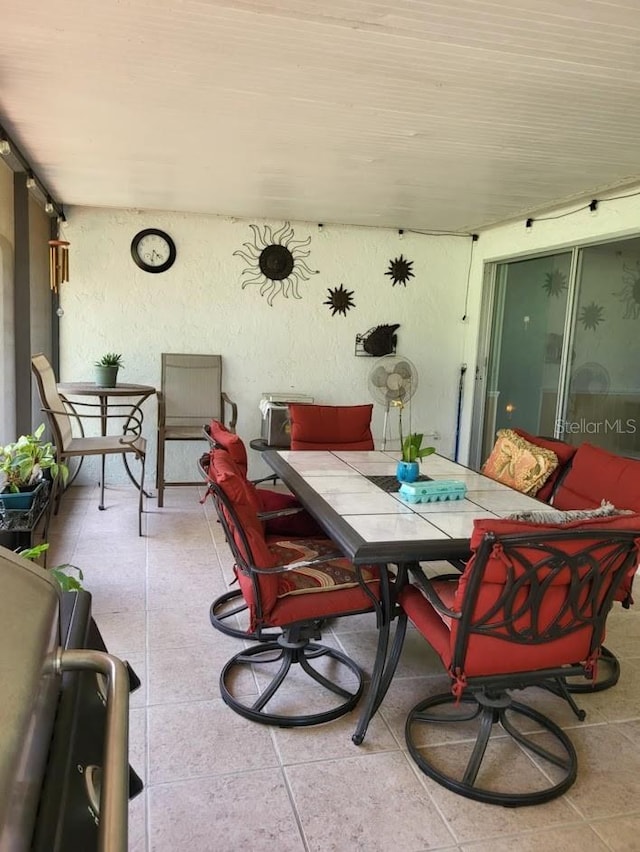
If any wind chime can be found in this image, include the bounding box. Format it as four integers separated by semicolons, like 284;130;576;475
48;239;70;293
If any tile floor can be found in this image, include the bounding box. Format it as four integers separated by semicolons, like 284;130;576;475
45;483;640;852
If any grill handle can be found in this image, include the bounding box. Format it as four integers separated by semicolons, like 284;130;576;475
46;648;129;852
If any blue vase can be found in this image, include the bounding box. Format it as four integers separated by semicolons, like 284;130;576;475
396;461;419;483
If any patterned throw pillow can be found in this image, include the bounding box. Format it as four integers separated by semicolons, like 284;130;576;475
482;428;559;496
507;500;629;524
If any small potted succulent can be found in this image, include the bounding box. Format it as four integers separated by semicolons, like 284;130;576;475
0;424;68;509
94;352;124;387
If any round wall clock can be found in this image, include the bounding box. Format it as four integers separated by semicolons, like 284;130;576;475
131;228;176;273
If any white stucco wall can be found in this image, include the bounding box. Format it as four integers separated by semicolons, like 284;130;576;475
458;188;640;462
59;207;473;485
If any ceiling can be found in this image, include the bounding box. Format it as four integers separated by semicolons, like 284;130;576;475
3;0;640;233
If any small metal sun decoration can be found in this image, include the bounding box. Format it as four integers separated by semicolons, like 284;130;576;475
542;269;568;297
233;221;319;306
614;261;640;319
385;254;414;287
578;301;605;331
324;284;355;317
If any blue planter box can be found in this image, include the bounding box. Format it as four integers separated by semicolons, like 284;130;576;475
0;480;44;510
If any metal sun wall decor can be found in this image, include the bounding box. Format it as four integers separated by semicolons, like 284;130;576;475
578;301;605;331
385;254;414;287
233;222;319;306
324;284;355;316
615;262;640;319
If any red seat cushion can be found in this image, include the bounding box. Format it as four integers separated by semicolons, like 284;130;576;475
512;428;577;502
208;419;248;475
289;404;374;451
552;443;640;512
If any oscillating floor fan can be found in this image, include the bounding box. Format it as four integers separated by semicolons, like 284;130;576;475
367;355;419;450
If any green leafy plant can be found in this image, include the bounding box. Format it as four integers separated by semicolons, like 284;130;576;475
95;352;124;369
395;400;435;463
0;424;69;492
401;433;436;463
18;542;84;592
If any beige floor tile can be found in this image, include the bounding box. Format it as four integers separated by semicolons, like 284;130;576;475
461;823;609;851
337;622;443;681
573;658;640;722
147;698;279;784
93;609;146;657
146;605;222;650
273;701;397;762
286;751;455;851
148;770;305;852
418;738;578;843
562;724;640;819
147;637;256;705
590;815;640;850
146;565;227;610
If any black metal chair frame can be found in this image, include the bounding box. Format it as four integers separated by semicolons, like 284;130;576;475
387;528;640;806
206;477;382;727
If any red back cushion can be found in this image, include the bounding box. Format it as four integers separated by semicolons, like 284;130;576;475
552;443;640;512
288;404;374;451
512;428;577;502
208;419;248;475
210;449;279;618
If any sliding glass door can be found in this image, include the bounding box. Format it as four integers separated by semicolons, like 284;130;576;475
476;236;640;465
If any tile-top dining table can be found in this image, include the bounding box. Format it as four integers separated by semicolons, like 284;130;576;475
262;448;554;743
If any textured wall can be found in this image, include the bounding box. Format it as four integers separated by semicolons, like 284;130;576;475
58;207;473;485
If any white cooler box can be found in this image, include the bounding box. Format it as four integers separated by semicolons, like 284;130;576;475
260;394;314;448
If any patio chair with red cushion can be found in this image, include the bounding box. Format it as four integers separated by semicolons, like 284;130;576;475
203;447;382;727
201;421;324;639
388;513;640;806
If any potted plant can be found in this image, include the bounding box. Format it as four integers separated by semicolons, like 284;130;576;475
395;402;435;483
94;352;124;387
0;424;69;509
18;542;83;592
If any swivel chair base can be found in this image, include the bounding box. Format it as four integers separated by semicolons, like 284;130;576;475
220;632;364;727
406;692;577;807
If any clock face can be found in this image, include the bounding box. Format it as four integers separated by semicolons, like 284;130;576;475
131;228;176;273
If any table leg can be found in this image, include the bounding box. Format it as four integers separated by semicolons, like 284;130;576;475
352;562;411;746
99;398;107;510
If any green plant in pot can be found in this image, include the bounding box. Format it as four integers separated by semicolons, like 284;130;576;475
94;352;124;388
18;542;84;592
0;424;69;509
395;402;435;483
